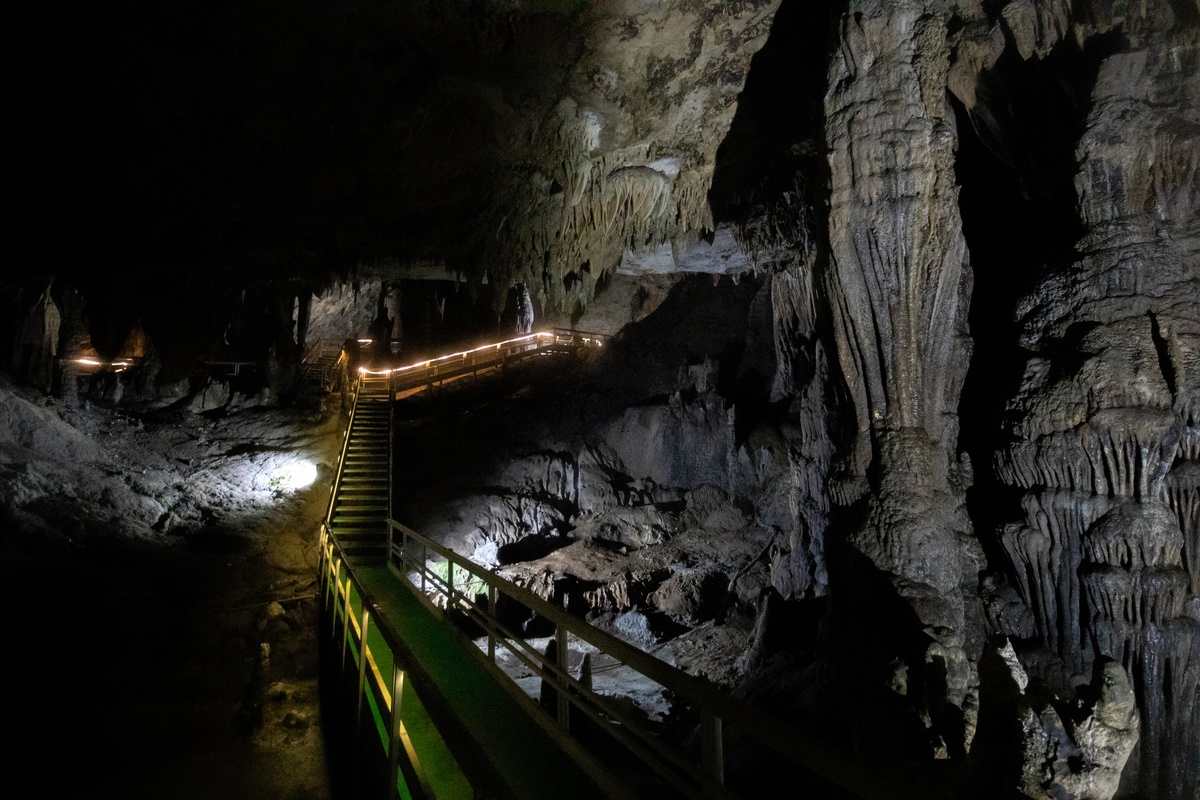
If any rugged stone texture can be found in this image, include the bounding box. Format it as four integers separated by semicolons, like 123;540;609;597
1018;660;1140;800
7;282;61;393
994;6;1200;798
764;257;837;601
818;0;981;759
470;1;781;316
305;281;378;354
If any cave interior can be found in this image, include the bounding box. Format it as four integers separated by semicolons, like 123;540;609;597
5;1;1198;799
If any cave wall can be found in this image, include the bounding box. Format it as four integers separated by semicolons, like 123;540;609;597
991;7;1200;796
10;1;1199;796
720;1;1198;796
821;3;981;749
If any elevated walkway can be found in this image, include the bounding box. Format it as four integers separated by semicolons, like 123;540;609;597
319;329;936;800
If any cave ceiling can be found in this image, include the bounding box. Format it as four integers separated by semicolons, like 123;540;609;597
8;2;1200;798
14;0;785;311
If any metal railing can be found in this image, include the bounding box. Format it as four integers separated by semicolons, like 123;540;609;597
321;333;936;800
353;329;608;395
319;524;436;800
301;346;343;392
385;521;935;800
323;378;363;527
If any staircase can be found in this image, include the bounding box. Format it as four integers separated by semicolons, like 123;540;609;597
316;334;923;800
327;376;391;560
301;346;342;393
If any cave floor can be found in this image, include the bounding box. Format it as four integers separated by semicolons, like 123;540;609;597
3;377;338;798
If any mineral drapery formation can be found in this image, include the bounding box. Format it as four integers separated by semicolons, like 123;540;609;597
995;6;1200;797
821;0;980;756
477;1;782;317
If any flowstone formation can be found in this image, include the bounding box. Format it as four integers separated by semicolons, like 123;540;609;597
476;1;782;317
819;2;981;761
993;7;1200;797
688;1;1195;796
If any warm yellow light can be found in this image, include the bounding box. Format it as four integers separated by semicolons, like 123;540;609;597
351;330;599;380
76;358;102;366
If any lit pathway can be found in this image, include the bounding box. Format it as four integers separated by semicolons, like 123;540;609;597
318;330;932;800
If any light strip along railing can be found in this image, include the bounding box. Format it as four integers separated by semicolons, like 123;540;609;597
388;519;942;800
358;328;607;390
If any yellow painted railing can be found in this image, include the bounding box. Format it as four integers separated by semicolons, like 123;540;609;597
320;524;437;799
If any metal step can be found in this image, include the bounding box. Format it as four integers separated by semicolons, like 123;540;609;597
330;529;388;539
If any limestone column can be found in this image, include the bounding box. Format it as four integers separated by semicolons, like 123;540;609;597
822;0;979;740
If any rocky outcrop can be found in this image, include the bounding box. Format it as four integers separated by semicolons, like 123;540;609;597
818;0;981;758
458;1;782;316
1012;655;1141;800
994;6;1200;798
7;282;61;393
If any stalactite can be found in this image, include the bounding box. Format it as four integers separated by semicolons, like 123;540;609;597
993;11;1200;795
1163;460;1200;596
1001;491;1112;673
769;257;836;600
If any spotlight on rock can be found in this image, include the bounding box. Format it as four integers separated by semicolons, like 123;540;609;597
277;459;318;491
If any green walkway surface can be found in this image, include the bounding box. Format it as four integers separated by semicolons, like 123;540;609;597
354;564;619;800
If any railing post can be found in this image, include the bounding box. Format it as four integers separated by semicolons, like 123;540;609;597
556;625;569;729
341;575;353;671
421;543;426;593
388;373;394;556
317;529;327;597
488;584;497;662
387;669;406;797
356;608;371;729
446;559;454;608
330;558;342;640
386;516;393;564
399;525;407;572
700;712;724;788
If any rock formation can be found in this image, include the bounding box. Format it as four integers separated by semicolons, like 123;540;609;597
993;6;1200;796
7;1;1198;797
821;1;981;757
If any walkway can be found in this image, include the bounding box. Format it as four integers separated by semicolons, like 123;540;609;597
317;330;934;800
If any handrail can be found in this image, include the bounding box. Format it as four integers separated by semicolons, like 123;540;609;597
387;521;727;799
367;329;606;387
320;522;633;800
323;330;942;800
323;377;363;527
386;519;940;800
319;524;434;800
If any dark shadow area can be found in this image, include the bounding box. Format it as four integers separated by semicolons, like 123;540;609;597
726;366;791;447
709;0;840;235
953;31;1122;569
497;532;574;565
